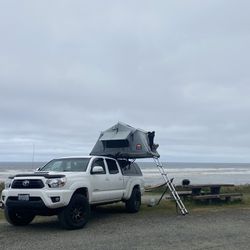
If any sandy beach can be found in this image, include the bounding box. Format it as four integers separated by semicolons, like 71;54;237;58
1;196;250;250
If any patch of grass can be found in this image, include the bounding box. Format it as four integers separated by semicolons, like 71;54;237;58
140;196;250;216
144;184;250;213
220;184;250;194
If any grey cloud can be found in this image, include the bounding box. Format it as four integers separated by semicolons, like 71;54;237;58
0;0;250;162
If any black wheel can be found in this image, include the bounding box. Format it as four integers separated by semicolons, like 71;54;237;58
125;187;141;213
4;208;35;226
58;194;90;230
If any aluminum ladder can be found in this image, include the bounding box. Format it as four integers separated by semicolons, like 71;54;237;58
153;157;188;215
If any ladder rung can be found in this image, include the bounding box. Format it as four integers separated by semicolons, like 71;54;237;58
153;157;188;215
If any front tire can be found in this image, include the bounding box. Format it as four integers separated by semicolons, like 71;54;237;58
58;194;90;230
4;208;35;226
125;187;141;213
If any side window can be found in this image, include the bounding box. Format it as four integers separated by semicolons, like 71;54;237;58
119;161;142;176
106;159;119;174
91;158;106;174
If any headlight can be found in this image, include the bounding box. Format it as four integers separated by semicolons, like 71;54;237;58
46;177;66;188
4;179;12;189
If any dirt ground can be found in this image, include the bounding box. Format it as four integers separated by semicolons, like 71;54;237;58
0;200;250;250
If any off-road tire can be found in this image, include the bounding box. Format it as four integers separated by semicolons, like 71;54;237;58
4;208;35;226
58;194;90;230
125;187;141;213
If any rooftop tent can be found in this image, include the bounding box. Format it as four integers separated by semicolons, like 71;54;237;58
90;122;188;215
90;122;160;159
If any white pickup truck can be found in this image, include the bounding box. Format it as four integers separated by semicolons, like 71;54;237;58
1;156;145;229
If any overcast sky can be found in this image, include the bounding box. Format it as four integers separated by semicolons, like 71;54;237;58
0;1;250;162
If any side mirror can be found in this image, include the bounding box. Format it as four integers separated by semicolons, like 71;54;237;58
91;166;105;174
35;167;41;171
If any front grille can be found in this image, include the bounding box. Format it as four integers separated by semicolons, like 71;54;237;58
11;179;44;189
8;196;41;201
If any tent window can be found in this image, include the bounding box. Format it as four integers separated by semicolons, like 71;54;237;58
104;140;129;148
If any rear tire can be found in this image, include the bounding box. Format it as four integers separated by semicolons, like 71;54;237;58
125;187;141;213
58;194;90;230
4;208;35;226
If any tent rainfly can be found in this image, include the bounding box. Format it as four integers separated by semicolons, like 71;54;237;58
90;122;160;159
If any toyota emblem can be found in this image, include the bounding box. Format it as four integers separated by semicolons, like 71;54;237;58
22;180;30;187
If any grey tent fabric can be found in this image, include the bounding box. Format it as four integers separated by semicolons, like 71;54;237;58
90;122;160;159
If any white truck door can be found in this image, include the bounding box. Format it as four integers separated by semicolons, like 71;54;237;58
90;157;111;203
105;158;125;199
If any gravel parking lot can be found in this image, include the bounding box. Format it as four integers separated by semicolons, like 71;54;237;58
0;203;250;250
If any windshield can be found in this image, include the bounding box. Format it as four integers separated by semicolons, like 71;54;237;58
40;158;90;172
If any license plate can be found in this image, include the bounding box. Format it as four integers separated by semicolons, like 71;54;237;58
18;194;30;201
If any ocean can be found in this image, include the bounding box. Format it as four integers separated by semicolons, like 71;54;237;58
0;161;250;186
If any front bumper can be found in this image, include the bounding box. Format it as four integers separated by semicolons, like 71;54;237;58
2;188;73;210
3;196;64;216
6;196;47;212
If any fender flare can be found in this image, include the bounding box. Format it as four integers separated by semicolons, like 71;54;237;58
123;181;142;200
69;183;90;201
